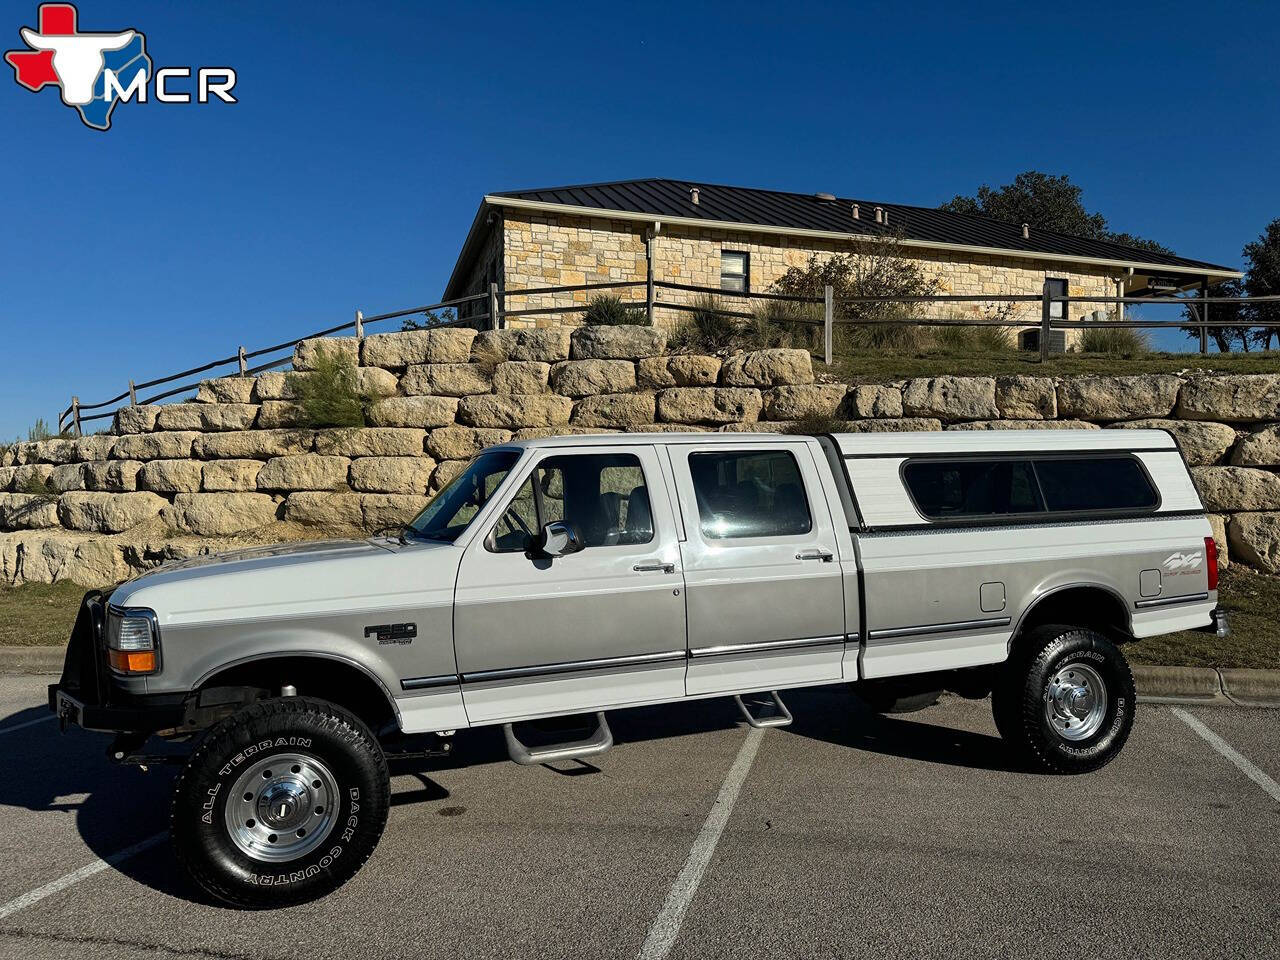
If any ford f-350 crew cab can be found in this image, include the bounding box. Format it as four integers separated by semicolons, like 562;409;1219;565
49;429;1223;908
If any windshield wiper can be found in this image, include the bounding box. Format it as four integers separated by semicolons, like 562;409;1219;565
370;524;418;545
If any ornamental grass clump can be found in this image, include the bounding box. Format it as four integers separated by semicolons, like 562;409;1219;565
287;348;368;429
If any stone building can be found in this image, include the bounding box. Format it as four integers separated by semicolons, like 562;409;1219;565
443;179;1240;349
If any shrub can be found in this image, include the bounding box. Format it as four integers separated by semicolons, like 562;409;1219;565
1080;325;1150;355
287;348;367;428
583;295;646;326
926;321;1013;352
744;300;823;351
781;411;850;436
27;419;55;442
402;308;457;331
669;295;737;352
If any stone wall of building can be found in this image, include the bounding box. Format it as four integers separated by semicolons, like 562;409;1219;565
498;212;1120;342
2;325;1279;586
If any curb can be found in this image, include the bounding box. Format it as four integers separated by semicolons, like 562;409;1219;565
2;646;1278;706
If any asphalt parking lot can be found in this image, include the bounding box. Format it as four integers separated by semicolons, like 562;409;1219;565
0;674;1277;960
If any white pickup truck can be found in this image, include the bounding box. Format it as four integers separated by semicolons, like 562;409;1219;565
49;429;1223;908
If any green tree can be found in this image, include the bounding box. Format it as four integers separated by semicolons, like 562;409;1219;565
940;171;1171;252
1244;218;1280;349
1181;278;1252;353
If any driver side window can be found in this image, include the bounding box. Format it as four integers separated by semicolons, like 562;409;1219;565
489;453;653;553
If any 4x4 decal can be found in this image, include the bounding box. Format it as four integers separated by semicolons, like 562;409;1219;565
1162;551;1203;572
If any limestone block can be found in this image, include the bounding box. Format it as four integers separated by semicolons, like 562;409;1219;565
947;420;1100;430
193;430;314;460
492;361;550;394
1178;375;1280;422
1191;466;1280;512
48;463;87;493
1056;375;1181;420
719;349;814;387
361;494;427;529
0;467;14;492
1109;419;1236;466
902;377;999;420
1207;513;1229;570
83;460;143;492
550;359;637;397
401;363;493;397
155;403;259;432
457;394;573;429
850;384;904;419
510;427;614;440
0;494;60;530
1227;512;1280;573
71;435;116;462
637;355;721;388
995;376;1056;419
1231;424;1280;467
426;426;512;461
841;418;943;433
195;378;256;404
251;372;293;402
0;531;127;587
257;454;351;491
282;492;363;532
367;396;459;429
165;493;280;536
572;393;656;428
315;428;426;458
293;336;359;371
357;367;400;398
362;328;478;368
430;460;469;492
255;401;305;429
201;459;262;492
111;431;199;461
762;385;849;421
569;325;667;361
30;438;78;465
58;491;166;533
138;459;203;493
13;464;53;491
473;328;571;363
113;405;158;434
656;388;763;425
349;457;436;495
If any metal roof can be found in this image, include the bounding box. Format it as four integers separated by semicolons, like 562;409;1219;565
445;178;1239;297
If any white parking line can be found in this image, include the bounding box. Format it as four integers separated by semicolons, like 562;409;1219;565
0;715;54;735
1173;707;1280;804
638;726;765;960
0;832;167;922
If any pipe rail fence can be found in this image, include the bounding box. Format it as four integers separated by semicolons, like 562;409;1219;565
59;279;1280;436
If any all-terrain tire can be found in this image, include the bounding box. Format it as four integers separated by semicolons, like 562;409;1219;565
995;624;1136;774
171;696;390;909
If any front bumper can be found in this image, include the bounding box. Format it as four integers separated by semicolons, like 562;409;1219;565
47;590;186;734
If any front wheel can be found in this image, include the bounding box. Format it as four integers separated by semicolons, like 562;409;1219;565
171;697;390;908
993;624;1136;774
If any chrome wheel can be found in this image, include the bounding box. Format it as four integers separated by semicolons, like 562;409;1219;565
224;752;339;863
1044;662;1108;741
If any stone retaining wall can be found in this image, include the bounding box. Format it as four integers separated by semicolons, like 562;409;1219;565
3;324;1279;586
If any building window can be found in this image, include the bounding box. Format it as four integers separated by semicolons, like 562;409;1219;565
1046;278;1068;319
720;251;749;293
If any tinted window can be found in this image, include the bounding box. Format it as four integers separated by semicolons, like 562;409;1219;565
689;451;812;539
1034;457;1158;512
490;453;653;552
903;459;1043;519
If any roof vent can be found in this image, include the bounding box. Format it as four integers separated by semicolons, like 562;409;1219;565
815;192;836;202
1022;223;1030;239
689;187;700;206
851;203;859;220
874;206;883;224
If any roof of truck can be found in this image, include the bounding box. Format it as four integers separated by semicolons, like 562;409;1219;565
498;429;1179;455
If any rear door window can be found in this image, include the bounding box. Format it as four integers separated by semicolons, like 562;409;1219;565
688;450;812;539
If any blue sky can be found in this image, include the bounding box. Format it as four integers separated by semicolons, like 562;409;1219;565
1;0;1277;439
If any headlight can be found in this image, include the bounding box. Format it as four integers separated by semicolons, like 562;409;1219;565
106;606;160;675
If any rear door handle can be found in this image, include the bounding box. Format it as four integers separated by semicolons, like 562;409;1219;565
634;561;676;574
796;549;834;562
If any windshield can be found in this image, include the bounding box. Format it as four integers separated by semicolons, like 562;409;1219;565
405;449;522;543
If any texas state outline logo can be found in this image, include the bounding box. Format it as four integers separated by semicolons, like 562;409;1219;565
5;3;236;131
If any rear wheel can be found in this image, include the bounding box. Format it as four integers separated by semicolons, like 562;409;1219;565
171;697;390;909
994;624;1135;774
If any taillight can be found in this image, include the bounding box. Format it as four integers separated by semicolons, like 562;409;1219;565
1204;536;1218;591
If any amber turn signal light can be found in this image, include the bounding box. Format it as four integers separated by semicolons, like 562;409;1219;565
109;649;158;674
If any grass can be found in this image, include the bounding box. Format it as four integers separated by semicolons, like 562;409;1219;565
821;348;1280;382
1128;566;1280;670
1;567;1275;670
0;581;86;648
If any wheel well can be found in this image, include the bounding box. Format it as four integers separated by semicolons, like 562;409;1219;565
194;656;398;734
1014;586;1132;645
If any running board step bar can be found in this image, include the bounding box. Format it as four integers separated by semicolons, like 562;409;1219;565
503;712;613;765
734;691;793;728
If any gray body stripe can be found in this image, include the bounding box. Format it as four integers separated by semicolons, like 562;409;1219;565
460;649;688;684
868;616;1011;641
1134;591;1211;609
689;635;847;658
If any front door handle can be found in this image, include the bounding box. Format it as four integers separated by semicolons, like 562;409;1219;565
634;561;676;574
796;548;834;562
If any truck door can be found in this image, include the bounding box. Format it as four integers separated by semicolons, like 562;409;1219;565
670;440;848;696
453;444;686;724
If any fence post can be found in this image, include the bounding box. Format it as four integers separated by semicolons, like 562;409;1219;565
489;282;500;331
71;396;81;437
355;309;364;339
823;285;833;366
1040;280;1052;363
237;346;247;376
1200;280;1209;354
128;379;137;406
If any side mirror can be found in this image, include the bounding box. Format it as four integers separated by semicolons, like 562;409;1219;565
529;520;583;559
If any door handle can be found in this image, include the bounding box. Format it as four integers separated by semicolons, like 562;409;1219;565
796;549;834;562
634;561;676;574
